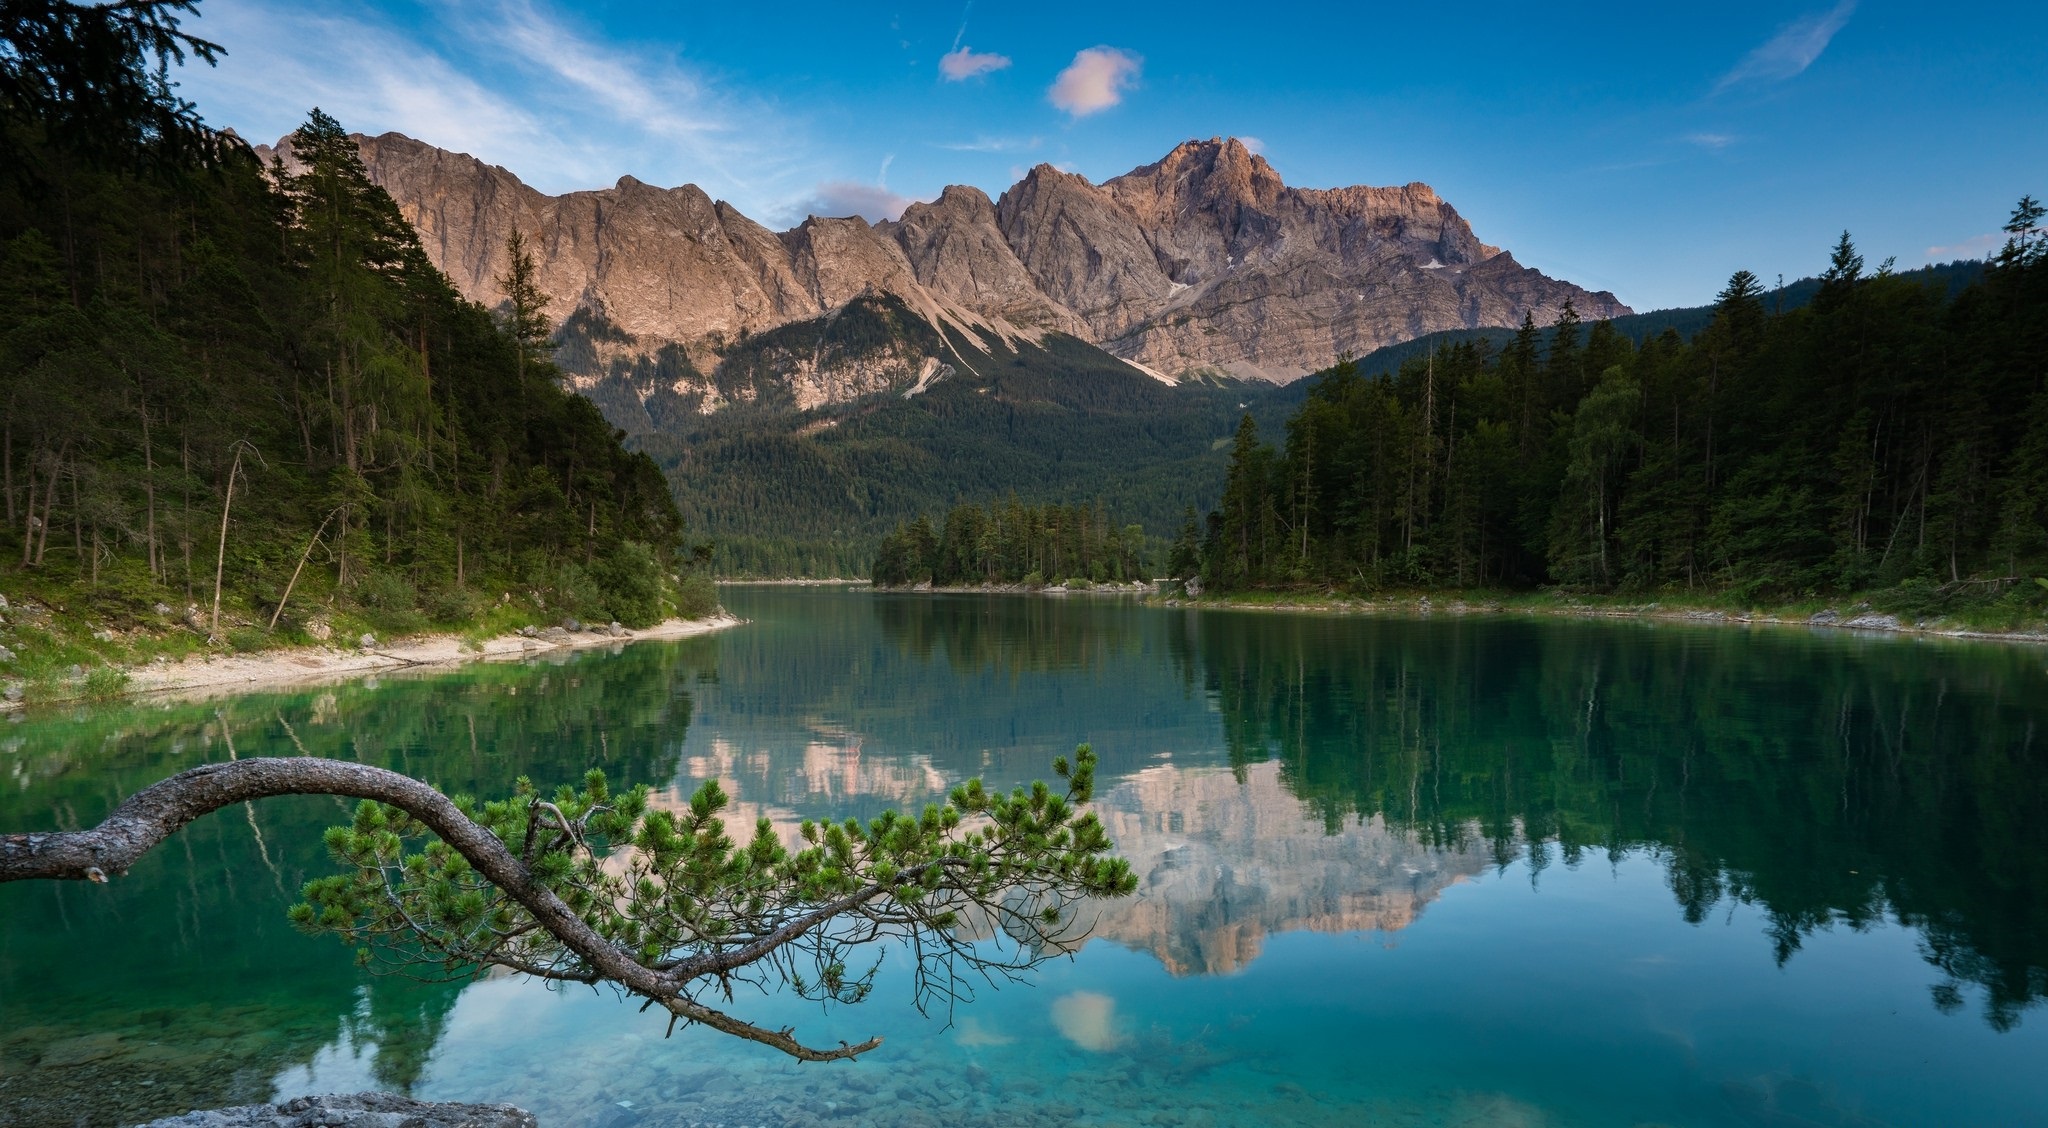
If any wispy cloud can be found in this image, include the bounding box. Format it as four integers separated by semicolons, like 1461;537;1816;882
1715;1;1856;93
177;1;545;166
1683;132;1737;150
1924;233;2001;261
788;182;921;223
1049;47;1142;117
1237;135;1266;155
173;0;806;205
933;135;1041;153
940;47;1011;81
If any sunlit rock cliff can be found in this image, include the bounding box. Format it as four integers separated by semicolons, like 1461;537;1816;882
261;133;1626;411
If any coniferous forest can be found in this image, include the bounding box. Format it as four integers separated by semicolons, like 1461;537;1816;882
1186;222;2048;610
0;4;692;653
870;500;1150;588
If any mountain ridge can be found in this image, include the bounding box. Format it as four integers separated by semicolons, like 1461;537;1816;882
260;132;1628;403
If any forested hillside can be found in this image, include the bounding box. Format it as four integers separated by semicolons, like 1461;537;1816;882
617;307;1294;577
0;3;693;671
1330;259;1987;402
1190;220;2048;608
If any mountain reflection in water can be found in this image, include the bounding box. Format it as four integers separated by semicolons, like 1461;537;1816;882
1;588;2044;1127
1085;762;1489;975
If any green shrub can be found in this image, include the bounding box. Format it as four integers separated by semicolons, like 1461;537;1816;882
355;571;417;614
81;665;130;702
674;573;720;621
553;563;604;618
597;542;665;628
424;584;481;624
227;628;268;653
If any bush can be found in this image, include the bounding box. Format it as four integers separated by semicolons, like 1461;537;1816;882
597;542;664;628
424;584;481;624
227;628;268;653
674;573;720;621
552;563;604;618
355;571;417;614
81;665;129;702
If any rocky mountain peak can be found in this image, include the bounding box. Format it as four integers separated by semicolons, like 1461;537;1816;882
1113;136;1286;218
334;130;1630;398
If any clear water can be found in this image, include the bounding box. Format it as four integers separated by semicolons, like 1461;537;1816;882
3;588;2046;1127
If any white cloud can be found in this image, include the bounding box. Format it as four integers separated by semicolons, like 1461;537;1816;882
1715;1;1856;93
171;0;806;205
1684;132;1737;150
1049;47;1142;117
1237;136;1266;155
790;182;922;223
175;0;545;167
1924;233;2001;261
934;135;1041;153
940;47;1012;81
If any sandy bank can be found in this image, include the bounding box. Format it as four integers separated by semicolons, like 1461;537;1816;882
1154;595;2048;645
117;613;744;704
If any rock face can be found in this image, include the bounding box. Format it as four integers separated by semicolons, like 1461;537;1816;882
136;1091;537;1128
272;132;1628;404
1081;761;1491;976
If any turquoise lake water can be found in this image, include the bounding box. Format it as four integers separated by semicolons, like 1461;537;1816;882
2;587;2045;1126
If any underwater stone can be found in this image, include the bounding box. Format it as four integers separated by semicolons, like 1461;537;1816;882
132;1091;537;1128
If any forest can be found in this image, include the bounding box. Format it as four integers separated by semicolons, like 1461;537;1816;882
870;499;1151;587
1187;218;2048;609
592;298;1292;579
0;3;696;662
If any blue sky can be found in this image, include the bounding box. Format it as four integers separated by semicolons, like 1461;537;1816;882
174;1;2044;311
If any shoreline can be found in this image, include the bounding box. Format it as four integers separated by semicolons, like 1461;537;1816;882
868;581;1155;595
18;613;745;710
715;577;870;586
1150;592;2048;645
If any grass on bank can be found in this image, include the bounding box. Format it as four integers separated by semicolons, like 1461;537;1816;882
1154;577;2048;636
0;562;727;711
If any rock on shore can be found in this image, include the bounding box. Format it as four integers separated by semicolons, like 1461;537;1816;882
135;1092;536;1128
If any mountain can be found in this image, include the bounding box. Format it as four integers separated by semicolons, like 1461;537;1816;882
265;133;1627;404
250;130;1632;575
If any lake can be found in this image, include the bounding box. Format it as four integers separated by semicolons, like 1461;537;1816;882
2;587;2045;1127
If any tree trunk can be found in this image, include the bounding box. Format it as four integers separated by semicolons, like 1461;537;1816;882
271;508;342;631
210;447;248;641
34;448;64;566
0;758;885;1062
18;455;35;566
141;396;160;579
70;464;83;564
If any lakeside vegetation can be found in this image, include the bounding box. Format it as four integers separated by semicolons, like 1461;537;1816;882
1182;217;2048;626
0;4;710;698
869;499;1153;587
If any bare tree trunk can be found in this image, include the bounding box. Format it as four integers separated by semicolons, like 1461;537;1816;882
271;508;342;631
34;448;64;566
18;454;35;566
3;417;13;526
210;445;252;641
180;431;192;599
141;396;160;579
70;466;83;564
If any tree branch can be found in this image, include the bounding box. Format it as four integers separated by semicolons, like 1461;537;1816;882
0;757;894;1062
